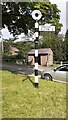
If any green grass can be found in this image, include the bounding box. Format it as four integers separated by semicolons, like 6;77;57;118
1;70;67;118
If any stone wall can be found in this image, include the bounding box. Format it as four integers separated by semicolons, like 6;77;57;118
28;49;53;66
28;55;34;65
41;55;48;66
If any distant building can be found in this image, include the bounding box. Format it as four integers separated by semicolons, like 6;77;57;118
10;46;19;55
28;48;53;66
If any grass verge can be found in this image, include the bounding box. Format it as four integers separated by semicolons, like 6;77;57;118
1;70;67;118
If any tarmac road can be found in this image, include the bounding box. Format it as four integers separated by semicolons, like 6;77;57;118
1;63;54;79
2;63;34;75
1;63;42;75
1;63;67;83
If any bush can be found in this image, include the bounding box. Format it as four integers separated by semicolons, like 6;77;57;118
2;54;17;62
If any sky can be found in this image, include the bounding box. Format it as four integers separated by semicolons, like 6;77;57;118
66;1;68;29
2;25;13;40
1;0;68;40
50;0;67;35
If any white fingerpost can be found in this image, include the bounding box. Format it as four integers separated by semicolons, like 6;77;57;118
32;10;55;88
32;10;42;88
34;21;39;88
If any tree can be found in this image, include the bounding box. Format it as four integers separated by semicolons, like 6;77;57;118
34;2;62;34
14;41;34;60
2;2;62;36
38;32;65;62
3;39;35;63
65;29;68;61
3;40;11;54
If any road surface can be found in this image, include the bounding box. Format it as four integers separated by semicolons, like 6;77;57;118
1;63;46;75
1;63;67;83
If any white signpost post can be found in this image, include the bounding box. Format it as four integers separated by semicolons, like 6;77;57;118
32;10;55;88
32;10;42;88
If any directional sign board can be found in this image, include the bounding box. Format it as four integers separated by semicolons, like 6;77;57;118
39;24;55;31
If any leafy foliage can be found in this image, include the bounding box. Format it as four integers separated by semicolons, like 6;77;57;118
65;29;68;61
14;41;35;59
3;40;35;62
3;34;66;63
39;32;66;62
2;2;62;35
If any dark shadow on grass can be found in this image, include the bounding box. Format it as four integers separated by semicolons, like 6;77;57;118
6;70;35;87
22;74;35;87
2;69;35;87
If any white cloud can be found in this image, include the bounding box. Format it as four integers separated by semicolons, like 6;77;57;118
2;26;13;40
50;0;66;34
